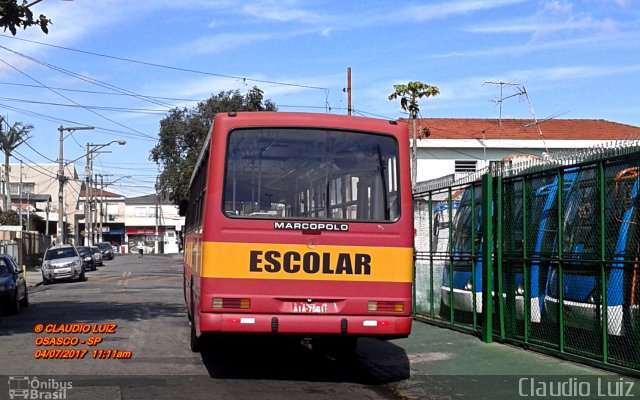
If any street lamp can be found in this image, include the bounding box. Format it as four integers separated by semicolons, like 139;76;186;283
58;125;94;245
84;140;126;245
95;174;131;243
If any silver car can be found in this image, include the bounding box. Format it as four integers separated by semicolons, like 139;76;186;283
41;245;85;284
90;246;104;266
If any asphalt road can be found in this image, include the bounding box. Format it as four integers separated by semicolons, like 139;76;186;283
0;254;409;400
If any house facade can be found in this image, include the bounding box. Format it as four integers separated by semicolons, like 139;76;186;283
408;118;640;187
5;163;82;244
124;194;185;254
78;187;127;250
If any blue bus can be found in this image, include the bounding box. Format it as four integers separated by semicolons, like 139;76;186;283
544;166;640;336
440;184;483;316
440;171;575;322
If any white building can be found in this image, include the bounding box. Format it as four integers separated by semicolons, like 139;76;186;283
78;186;127;251
408;118;640;187
124;194;185;254
5;163;82;244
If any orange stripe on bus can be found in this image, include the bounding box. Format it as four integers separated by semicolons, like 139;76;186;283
200;242;413;283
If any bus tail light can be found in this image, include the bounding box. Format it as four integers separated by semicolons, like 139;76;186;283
212;298;251;309
368;301;404;312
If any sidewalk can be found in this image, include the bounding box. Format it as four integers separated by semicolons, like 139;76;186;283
366;321;640;399
24;265;43;288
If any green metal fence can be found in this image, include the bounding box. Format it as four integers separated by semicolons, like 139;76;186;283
413;145;640;376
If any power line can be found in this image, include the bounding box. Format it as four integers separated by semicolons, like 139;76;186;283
0;96;169;114
0;82;204;102
0;48;157;140
0;101;158;143
1;35;330;92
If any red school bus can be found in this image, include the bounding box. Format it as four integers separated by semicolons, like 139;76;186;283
183;111;414;353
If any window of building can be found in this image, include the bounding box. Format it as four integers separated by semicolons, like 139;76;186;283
8;182;35;196
135;207;146;217
455;160;477;173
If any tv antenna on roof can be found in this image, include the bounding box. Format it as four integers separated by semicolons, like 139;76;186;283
484;81;548;153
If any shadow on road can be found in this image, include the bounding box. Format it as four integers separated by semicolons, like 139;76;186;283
199;334;410;385
0;299;185;335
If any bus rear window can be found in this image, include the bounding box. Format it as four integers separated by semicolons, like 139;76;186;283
223;128;400;222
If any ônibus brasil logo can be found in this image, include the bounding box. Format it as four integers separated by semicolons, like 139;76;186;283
8;376;72;400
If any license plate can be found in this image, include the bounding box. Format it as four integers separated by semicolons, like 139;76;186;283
292;302;328;313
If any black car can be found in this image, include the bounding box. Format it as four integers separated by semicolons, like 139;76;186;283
96;242;115;260
0;254;29;315
76;246;97;271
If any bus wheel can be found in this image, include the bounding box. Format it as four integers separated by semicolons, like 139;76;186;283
189;291;201;352
190;319;202;352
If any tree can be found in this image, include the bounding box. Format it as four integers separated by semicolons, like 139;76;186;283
0;208;19;225
0;117;33;211
388;81;440;186
0;0;51;35
150;86;277;212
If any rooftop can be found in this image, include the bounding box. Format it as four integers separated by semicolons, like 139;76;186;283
405;118;640;140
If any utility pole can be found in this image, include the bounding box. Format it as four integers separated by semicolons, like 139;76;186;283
155;176;159;254
346;67;352;116
58;125;94;245
99;174;105;242
57;125;65;244
93;173;98;245
19;160;23;227
45;198;49;235
84;143;91;245
80;140;125;245
26;192;30;231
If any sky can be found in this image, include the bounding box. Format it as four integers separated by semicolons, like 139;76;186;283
0;0;638;197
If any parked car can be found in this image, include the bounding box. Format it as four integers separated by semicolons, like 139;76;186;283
96;242;114;260
76;246;97;271
90;246;103;266
0;254;29;315
41;245;85;284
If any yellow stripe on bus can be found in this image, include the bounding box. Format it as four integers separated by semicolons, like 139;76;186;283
201;242;413;283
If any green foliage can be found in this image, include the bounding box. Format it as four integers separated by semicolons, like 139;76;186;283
150;86;277;211
388;81;440;119
0;209;20;225
0;118;33;154
0;118;33;210
0;0;51;36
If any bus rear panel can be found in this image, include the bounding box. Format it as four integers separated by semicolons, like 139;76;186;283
184;112;413;348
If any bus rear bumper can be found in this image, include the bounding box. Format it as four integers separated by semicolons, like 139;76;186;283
199;313;412;338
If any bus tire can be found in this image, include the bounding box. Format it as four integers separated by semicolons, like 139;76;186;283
189;290;202;352
190;319;202;352
187;278;193;321
183;273;187;304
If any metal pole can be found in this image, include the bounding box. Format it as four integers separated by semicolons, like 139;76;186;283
45;198;49;235
84;144;91;245
58;125;64;245
155;176;159;254
99;175;104;243
93;173;98;245
26;192;30;231
57;125;95;244
598;160;608;363
481;173;494;343
19;160;23;227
